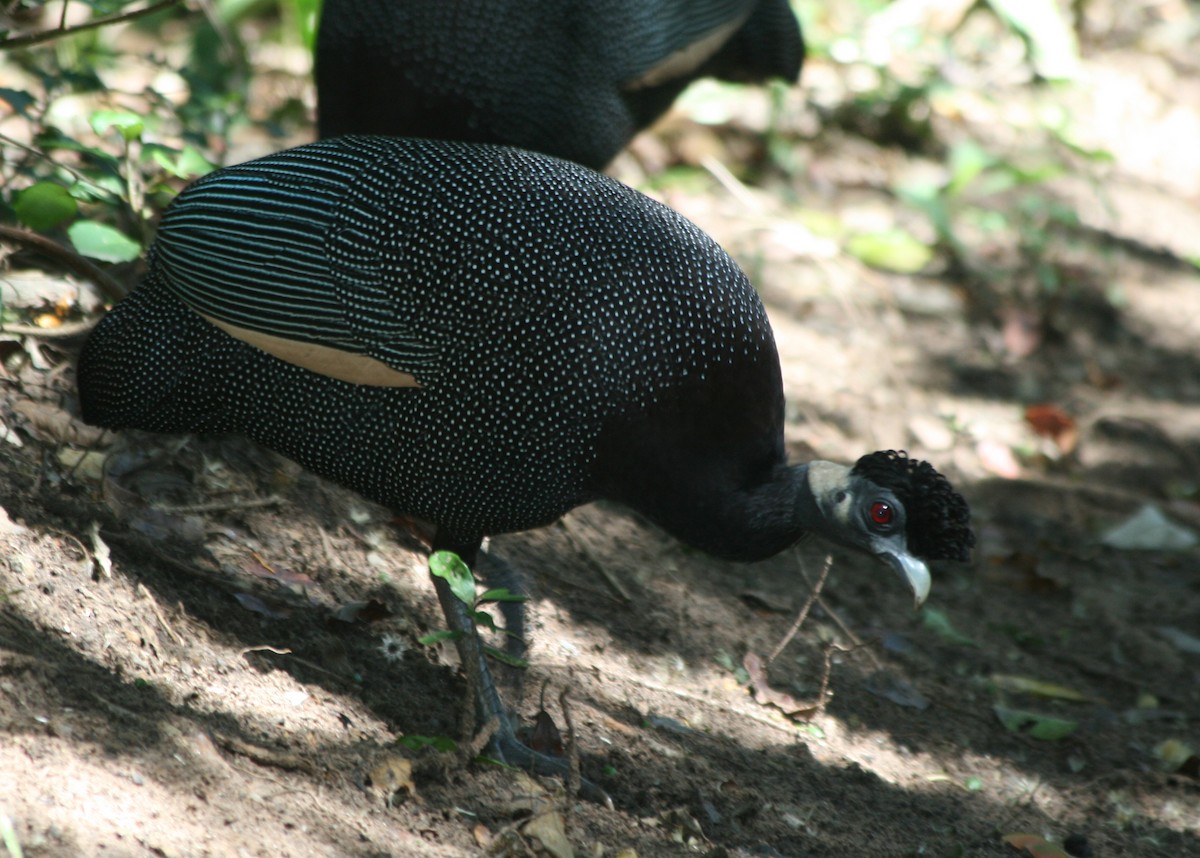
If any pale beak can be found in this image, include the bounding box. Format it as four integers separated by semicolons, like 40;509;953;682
885;552;931;608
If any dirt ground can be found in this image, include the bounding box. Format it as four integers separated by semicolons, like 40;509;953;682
2;4;1199;857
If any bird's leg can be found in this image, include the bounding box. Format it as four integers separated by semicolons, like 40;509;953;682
427;565;507;734
475;546;528;697
428;533;610;805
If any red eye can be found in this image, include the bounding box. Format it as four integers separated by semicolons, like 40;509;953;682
870;501;894;525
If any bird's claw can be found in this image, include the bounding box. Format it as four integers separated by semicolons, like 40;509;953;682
485;727;613;809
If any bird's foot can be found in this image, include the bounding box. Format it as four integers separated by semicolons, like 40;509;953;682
478;717;612;808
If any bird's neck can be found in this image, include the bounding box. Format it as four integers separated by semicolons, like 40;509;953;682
627;462;817;563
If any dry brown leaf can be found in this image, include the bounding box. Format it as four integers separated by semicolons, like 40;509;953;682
521;810;574;858
13;400;107;446
743;651;820;719
1025;403;1079;455
364;754;415;806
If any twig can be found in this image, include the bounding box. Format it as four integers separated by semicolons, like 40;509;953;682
767;552;832;664
43;526;90;571
211;731;317;774
91;691;148;723
136;582;185;646
238;645;354;686
557;516;631;603
467;716;500;761
700;154;763;212
0;0;186;50
240;645;292;656
557;685;582;804
791;550;885;671
809;642;838;718
619;672;798;738
0;132;118;199
0;319;99;338
0;225;127;303
153;495;284;514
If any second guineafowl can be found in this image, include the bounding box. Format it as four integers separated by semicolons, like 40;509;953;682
78;135;972;794
315;0;805;169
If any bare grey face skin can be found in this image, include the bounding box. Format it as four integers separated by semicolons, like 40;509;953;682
806;460;932;607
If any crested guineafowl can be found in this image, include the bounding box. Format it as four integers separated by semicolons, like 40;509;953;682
77;136;972;796
315;0;805;168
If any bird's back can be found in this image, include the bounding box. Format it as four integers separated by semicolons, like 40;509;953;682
315;0;804;168
79;137;783;541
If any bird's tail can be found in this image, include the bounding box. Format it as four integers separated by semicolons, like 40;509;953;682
77;274;229;434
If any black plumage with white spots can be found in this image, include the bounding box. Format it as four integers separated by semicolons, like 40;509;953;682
316;0;805;168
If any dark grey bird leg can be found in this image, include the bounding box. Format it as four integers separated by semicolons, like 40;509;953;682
430;533;610;805
475;546;528;697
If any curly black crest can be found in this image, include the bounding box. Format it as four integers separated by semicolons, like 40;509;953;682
852;450;974;562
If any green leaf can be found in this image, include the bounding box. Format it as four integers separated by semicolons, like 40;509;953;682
417;629;462;645
986;0;1080;81
289;0;323;50
0;88;37;119
946;141;994;196
483;645;528;669
146;143;218;180
1003;833;1071;858
90;109;144;142
921;607;979;647
477;587;528;603
78;0;130;14
796;722;825;739
397;734;457;753
846;229;934;274
1153;738;1196;772
428;550;477;606
994;704;1078;741
67;221;141;262
472;610;498;633
0;812;24;858
14;182;78;231
990;673;1093;703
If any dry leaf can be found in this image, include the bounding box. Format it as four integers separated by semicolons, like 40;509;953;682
233;593;290;619
365;754;415;806
977;439;1022;479
330;599;393;625
243;556;318;590
1003;832;1071;857
1001;307;1043;359
522;810;574;858
0;505;28;536
991;673;1095;703
1101;505;1198;551
528;707;565;758
982;552;1065;594
743;652;820;719
1025;403;1079;455
58;448;107;483
88;520;112;579
12;400;107;446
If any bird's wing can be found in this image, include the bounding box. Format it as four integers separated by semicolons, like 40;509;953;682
151;140;435;388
